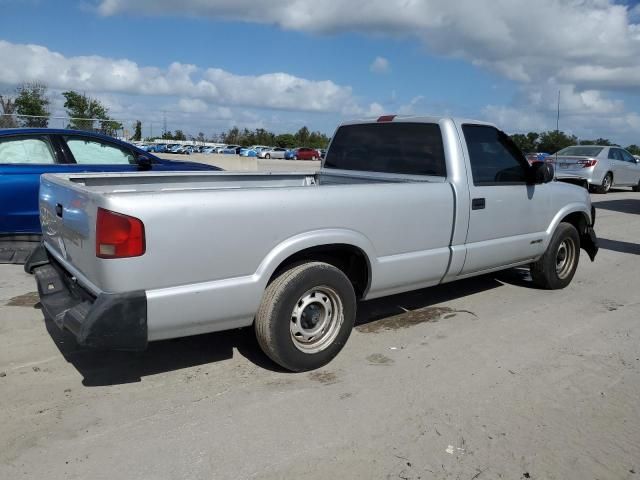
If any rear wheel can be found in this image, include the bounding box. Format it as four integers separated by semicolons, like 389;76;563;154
265;153;271;159
530;222;580;290
595;172;612;194
632;180;640;192
255;262;356;372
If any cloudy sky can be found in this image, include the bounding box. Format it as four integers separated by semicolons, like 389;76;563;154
1;0;639;144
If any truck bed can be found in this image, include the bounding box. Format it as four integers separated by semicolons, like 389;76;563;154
65;169;428;195
39;170;452;290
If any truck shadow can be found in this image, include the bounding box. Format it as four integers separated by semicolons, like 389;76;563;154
597;238;640;255
591;197;640;215
46;272;519;386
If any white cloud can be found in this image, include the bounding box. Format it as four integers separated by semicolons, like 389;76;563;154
0;40;358;114
482;82;640;143
95;0;640;92
483;101;640;144
364;102;386;117
369;56;390;74
177;98;209;113
397;96;426;115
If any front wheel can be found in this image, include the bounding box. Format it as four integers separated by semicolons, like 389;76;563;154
530;222;580;290
632;180;640;192
265;154;271;159
255;262;356;372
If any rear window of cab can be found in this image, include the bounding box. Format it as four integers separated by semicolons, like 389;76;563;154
324;122;447;176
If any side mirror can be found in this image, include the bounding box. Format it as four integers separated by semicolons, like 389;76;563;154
529;161;554;184
137;155;152;171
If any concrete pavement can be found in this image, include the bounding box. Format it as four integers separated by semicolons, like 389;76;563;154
1;189;638;479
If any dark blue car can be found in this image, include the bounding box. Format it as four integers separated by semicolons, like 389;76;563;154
0;129;219;261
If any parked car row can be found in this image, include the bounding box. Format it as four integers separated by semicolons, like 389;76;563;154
138;143;218;155
137;143;327;160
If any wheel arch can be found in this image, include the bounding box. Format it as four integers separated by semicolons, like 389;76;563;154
255;230;375;299
547;206;598;261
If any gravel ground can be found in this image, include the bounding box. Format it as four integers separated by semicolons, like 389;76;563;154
0;189;638;480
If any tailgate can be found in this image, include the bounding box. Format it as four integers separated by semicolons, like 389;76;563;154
39;174;101;290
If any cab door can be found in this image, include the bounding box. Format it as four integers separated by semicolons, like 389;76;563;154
457;124;552;275
0;134;75;234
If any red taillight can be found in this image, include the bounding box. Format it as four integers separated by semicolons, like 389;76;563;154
96;208;145;259
577;159;598;168
377;114;396;122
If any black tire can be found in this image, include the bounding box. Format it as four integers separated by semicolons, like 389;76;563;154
530;222;580;290
595;172;612;194
255;262;356;372
632;180;640;192
265;154;271;159
293;155;298;160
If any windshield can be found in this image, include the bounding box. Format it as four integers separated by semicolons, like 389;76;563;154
556;146;603;157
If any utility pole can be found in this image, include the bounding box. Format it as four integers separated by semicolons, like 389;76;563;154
556;90;561;132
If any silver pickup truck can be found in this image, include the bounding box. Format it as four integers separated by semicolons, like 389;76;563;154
26;116;598;371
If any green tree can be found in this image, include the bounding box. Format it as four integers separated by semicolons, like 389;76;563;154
294;126;310;146
132;120;142;141
173;129;186;141
196;132;206;143
510;132;539;153
537;130;578;154
101;120;123;137
222;126;240;144
579;138;613;146
275;133;296;148
62;91;111;131
254;128;275;146
14;82;50;127
625;145;640;156
0;95;17;128
307;130;330;149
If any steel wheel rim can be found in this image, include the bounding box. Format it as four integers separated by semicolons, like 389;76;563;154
290;286;343;353
603;175;611;190
555;238;576;279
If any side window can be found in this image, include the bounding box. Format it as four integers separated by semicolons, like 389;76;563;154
0;137;56;164
621;150;636;163
608;148;623;161
462;125;528;185
65;137;135;165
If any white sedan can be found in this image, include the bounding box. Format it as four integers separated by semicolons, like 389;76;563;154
257;147;288;159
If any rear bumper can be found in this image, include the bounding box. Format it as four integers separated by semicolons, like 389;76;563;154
26;244;148;351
